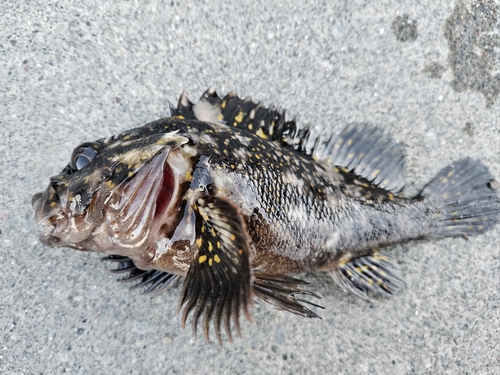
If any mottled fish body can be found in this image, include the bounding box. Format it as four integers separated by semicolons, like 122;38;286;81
33;88;500;343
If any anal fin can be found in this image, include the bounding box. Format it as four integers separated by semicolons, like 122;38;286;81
330;251;404;301
253;273;324;318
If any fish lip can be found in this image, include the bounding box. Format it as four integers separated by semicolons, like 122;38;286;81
32;189;60;242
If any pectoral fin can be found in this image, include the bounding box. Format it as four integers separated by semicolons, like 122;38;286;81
330;251;405;301
178;196;253;344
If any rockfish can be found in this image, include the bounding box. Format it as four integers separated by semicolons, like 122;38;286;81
32;88;500;343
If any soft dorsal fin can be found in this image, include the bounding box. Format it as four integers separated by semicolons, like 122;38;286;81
314;123;406;194
172;89;406;194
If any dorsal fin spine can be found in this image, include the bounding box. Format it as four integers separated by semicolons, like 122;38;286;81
175;88;406;194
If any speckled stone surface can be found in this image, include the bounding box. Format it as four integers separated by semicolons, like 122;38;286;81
1;1;499;374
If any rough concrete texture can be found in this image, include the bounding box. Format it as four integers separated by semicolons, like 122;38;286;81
1;0;499;374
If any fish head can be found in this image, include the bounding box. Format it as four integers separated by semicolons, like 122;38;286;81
32;127;191;254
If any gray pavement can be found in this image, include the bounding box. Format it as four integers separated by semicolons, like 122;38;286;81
1;1;499;374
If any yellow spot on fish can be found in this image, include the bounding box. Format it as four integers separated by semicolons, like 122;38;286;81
214;254;221;263
234;111;244;123
209;258;213;266
447;171;454;177
208;242;213;252
196;238;202;247
347;139;353;146
221;100;226;109
255;128;268;139
106;180;115;188
217;113;224;121
217;241;221;249
248;124;253;130
347;153;355;159
230;234;236;241
199;255;207;263
370;169;381;178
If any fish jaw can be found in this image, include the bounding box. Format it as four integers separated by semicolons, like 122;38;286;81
32;148;182;255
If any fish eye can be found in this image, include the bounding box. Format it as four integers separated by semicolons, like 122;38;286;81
70;145;98;171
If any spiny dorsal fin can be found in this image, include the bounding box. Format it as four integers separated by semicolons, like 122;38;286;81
174;88;297;142
170;90;195;119
175;90;406;194
216;91;296;142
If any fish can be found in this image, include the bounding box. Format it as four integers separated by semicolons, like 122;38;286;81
32;88;500;344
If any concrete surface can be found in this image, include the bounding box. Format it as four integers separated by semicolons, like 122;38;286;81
1;0;499;374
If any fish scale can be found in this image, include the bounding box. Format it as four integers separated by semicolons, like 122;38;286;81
32;88;500;344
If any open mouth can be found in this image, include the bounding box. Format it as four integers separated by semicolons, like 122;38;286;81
155;157;176;223
32;148;180;250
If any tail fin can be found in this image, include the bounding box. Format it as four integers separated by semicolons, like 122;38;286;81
421;158;500;237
